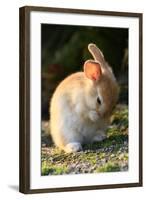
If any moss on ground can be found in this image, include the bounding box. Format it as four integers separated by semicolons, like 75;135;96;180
41;104;128;175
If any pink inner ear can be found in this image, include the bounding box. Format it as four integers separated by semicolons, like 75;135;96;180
84;61;102;81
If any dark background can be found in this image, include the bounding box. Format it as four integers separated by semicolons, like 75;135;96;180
41;24;128;120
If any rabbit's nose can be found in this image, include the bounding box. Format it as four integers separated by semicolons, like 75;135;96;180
95;110;100;117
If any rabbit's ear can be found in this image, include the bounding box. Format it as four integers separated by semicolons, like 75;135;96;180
88;43;105;65
84;60;102;81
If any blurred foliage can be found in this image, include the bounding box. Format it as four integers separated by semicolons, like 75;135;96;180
42;24;128;74
41;24;128;119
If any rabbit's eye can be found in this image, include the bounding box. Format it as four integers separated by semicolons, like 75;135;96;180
97;97;101;105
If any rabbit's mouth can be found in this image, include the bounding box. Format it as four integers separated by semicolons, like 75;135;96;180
96;107;103;117
94;110;101;117
96;109;109;119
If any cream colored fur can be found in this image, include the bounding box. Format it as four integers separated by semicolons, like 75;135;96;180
50;44;119;153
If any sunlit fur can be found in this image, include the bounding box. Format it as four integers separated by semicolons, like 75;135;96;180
49;44;119;153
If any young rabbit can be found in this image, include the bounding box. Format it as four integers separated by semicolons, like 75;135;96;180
50;43;119;153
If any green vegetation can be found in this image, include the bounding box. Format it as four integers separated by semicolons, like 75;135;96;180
42;161;68;175
41;104;128;175
96;162;120;172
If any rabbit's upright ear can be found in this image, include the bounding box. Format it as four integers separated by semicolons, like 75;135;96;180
88;43;105;65
84;60;102;81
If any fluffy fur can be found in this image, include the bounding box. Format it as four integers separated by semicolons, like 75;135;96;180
49;44;119;153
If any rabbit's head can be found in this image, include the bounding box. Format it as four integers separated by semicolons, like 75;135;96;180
84;44;119;118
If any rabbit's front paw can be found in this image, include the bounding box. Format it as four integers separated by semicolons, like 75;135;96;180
64;142;82;153
89;110;99;122
93;131;107;142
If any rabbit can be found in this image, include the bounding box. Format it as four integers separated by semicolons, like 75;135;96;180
49;43;119;153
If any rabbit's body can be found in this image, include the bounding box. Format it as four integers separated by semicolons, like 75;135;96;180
50;44;119;153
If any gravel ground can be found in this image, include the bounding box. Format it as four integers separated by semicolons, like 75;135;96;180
41;104;128;175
